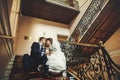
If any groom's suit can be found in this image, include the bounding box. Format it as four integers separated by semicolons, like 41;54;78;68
31;42;44;63
23;42;47;72
31;42;48;64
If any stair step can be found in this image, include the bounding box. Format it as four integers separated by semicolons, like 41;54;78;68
6;65;13;70
8;61;14;65
3;70;11;77
10;58;15;61
0;77;9;80
30;77;68;80
1;56;15;80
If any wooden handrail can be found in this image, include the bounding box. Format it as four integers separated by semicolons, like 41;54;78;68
59;41;99;48
0;35;14;39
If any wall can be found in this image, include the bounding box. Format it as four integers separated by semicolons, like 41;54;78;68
15;16;70;55
104;27;120;64
109;49;120;64
104;27;120;51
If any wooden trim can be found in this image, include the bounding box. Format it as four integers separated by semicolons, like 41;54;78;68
60;41;99;48
0;0;12;36
0;35;13;39
57;34;68;41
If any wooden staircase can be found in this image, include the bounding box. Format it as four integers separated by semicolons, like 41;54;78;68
1;56;69;80
28;71;66;80
0;56;15;80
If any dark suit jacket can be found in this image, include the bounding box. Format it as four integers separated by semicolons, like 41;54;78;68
30;42;47;66
30;42;43;61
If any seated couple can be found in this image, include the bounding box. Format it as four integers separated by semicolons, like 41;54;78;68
23;37;66;74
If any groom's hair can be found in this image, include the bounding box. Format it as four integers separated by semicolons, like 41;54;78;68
46;38;53;44
39;37;46;42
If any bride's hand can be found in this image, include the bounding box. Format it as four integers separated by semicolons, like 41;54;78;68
45;52;49;55
45;47;52;55
45;50;51;55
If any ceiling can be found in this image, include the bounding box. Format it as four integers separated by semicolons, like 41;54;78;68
20;0;80;25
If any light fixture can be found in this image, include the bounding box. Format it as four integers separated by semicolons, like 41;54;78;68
24;36;32;40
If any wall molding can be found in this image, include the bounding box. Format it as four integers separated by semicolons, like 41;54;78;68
109;49;120;57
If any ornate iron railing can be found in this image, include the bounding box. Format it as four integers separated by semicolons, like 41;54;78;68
60;41;120;80
69;0;107;42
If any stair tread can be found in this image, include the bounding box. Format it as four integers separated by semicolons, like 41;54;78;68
0;77;9;80
30;77;68;80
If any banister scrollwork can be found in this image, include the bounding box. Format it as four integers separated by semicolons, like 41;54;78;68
60;41;120;80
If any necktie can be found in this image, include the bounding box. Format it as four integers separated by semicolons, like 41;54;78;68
41;45;45;57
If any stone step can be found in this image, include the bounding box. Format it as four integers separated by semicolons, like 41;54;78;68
3;70;11;77
30;77;68;80
0;77;9;80
8;61;14;65
0;56;15;80
6;64;13;70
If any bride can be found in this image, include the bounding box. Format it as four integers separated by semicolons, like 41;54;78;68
45;38;66;73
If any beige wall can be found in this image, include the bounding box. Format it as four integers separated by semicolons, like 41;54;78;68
104;27;120;51
111;55;120;64
104;27;120;64
109;49;120;64
15;16;70;55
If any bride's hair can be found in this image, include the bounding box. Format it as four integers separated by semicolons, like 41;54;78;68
46;38;53;44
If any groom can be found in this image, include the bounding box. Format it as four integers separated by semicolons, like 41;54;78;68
23;37;48;72
31;37;47;65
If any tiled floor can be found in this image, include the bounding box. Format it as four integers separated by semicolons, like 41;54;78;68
0;56;15;80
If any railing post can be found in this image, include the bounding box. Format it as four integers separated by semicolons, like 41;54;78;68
98;41;120;80
99;41;111;80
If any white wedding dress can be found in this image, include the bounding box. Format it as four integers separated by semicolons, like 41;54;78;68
46;40;66;73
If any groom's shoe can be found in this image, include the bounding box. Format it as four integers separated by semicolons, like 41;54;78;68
37;64;44;72
44;71;52;78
